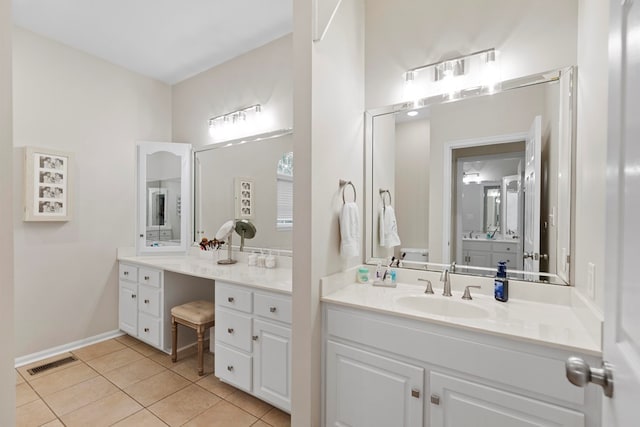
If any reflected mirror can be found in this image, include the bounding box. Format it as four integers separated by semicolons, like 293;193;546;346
194;132;293;253
366;68;575;284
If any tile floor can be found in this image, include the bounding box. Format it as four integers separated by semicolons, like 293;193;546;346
15;335;291;427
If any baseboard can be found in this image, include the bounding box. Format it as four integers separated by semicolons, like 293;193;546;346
15;329;125;368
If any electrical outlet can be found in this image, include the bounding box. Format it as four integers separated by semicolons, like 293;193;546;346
587;262;596;300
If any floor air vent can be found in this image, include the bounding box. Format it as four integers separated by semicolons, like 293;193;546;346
27;355;77;375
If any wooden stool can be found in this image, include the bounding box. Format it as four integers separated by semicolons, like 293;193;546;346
171;300;215;376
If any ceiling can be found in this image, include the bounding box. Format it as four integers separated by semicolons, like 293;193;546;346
12;0;293;84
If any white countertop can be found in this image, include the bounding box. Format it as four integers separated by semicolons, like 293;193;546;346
118;253;292;295
321;277;601;356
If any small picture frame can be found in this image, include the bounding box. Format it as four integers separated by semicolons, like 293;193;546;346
234;177;254;219
24;147;73;222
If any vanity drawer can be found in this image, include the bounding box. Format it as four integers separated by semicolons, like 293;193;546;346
463;240;491;251
159;230;172;240
216;282;252;313
215;343;252;392
492;242;518;253
138;313;161;347
139;268;161;288
254;292;292;324
215;308;253;352
138;285;161;317
119;264;138;282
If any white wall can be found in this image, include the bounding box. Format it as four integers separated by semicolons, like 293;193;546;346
172;34;292;149
12;28;172;357
573;0;608;308
371;113;396;258
365;0;578;109
292;0;365;424
0;0;15;422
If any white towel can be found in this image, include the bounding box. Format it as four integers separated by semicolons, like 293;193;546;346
340;202;360;258
379;206;401;248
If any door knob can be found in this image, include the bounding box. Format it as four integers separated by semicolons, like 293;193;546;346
523;252;534;259
565;356;613;397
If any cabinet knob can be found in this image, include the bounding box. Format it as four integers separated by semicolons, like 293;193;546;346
144;299;150;304
144;328;149;332
124;271;129;276
227;328;234;334
227;365;234;372
144;276;150;281
252;335;259;341
411;389;420;398
430;394;440;405
228;297;235;303
131;294;137;299
269;306;277;313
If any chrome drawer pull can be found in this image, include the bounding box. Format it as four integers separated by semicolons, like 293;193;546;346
269;306;277;313
144;299;150;304
227;328;234;334
124;271;129;276
228;297;235;303
253;335;259;341
144;328;149;332
144;276;150;280
227;365;234;371
131;294;137;299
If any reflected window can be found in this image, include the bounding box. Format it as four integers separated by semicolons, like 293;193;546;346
276;152;293;230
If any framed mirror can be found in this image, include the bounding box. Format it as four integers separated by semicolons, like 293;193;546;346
137;142;191;255
194;130;293;254
365;67;575;284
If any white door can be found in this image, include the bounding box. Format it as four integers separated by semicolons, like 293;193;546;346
601;0;640;423
523;116;542;277
253;319;291;411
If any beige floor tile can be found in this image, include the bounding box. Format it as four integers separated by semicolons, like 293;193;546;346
29;362;98;397
252;421;272;427
41;420;65;427
60;391;142;427
148;384;220;426
261;407;291;427
115;334;144;347
124;370;191;407
227;389;274;418
103;357;165;389
15;399;57;427
196;374;237;398
183;400;257;427
112;409;168;426
131;341;160;356
72;338;127;361
17;352;81;381
86;347;145;374
16;382;39;407
43;375;118;416
16;370;25;385
170;352;214;381
148;350;175;368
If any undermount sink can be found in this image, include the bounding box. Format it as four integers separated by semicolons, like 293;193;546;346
394;295;490;319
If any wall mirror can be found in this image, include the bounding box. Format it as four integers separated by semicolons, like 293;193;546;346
194;130;293;254
365;67;575;284
137;142;191;255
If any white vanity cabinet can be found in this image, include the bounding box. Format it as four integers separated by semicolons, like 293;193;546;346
323;304;600;427
214;281;292;412
461;239;521;269
118;262;214;352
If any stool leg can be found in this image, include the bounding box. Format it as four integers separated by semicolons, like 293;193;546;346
197;326;205;376
171;316;178;363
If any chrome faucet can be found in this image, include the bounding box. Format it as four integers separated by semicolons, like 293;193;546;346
418;278;434;294
440;268;452;297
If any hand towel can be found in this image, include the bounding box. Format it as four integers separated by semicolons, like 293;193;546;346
340;202;360;258
379;206;401;248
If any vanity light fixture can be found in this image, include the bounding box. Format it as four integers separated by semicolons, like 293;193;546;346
208;104;262;141
403;48;500;103
407;110;419;117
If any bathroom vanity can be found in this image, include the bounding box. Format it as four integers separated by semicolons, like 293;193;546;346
321;271;602;427
117;251;292;412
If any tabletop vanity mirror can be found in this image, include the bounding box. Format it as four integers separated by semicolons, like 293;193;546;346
365;67;576;284
137;142;192;255
194;130;293;254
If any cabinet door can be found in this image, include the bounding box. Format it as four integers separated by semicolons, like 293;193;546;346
468;250;491;268
326;341;423;427
253;319;291;411
430;372;584;427
119;281;138;336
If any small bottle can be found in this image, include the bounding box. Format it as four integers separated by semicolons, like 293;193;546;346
357;267;369;283
494;261;509;302
390;269;397;284
265;251;276;268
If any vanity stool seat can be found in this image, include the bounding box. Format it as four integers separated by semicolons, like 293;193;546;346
171;300;215;376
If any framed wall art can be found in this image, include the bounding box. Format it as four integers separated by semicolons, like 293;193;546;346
24;147;73;221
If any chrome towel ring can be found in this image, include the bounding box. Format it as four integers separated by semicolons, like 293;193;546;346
379;189;392;208
339;179;357;204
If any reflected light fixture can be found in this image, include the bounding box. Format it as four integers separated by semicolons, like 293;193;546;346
403;48;500;103
208;104;262;141
463;172;481;184
407;110;419;117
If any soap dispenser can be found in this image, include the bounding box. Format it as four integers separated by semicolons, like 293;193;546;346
494;261;509;302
